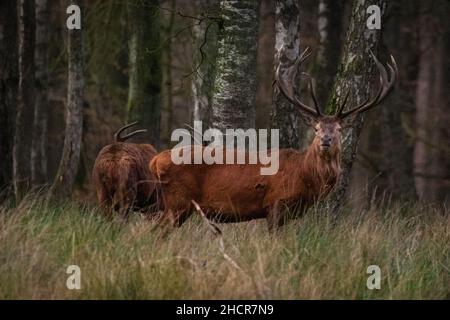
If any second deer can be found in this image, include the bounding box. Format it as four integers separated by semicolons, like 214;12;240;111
92;122;161;219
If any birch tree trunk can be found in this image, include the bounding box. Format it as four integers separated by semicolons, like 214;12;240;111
192;0;219;128
211;0;261;130
314;0;345;107
324;0;385;214
32;0;49;186
127;0;161;147
13;0;36;202
50;0;84;200
0;0;18;197
271;0;302;149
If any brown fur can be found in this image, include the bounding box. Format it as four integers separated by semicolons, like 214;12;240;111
92;142;160;219
150;119;342;232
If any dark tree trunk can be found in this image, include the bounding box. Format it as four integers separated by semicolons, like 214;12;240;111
127;0;162;147
32;0;50;186
162;0;175;144
192;0;219;129
0;0;18;199
50;0;84;200
314;0;346;107
13;0;36;202
255;0;275;130
271;0;302;149
211;0;261;130
414;0;450;203
376;0;417;199
324;0;386;214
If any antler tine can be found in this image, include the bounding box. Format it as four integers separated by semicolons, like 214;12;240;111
274;46;321;118
386;55;398;92
299;46;312;63
307;76;322;116
335;90;351;117
298;47;321;116
340;75;383;118
339;51;397;118
114;121;139;142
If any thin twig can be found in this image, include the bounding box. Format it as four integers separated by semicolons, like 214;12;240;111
191;200;244;272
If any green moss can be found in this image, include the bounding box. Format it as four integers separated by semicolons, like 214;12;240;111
325;94;339;115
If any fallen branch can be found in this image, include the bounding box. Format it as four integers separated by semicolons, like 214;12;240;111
191;200;244;273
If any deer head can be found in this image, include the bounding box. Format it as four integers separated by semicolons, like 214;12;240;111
275;46;397;156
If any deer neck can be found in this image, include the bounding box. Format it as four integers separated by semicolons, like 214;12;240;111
301;142;341;192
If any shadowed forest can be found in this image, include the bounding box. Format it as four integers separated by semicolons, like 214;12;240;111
0;0;449;299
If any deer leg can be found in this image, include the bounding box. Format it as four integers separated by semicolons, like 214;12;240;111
119;205;133;222
168;209;191;228
154;204;192;228
119;192;135;222
98;205;114;221
152;208;191;239
97;188;114;220
151;208;173;238
266;201;286;233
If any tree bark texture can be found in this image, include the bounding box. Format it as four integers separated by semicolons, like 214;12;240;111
13;0;36;202
314;0;346;108
32;0;49;186
324;0;386;213
0;0;18;197
211;0;261;131
414;0;450;202
271;0;302;149
50;0;84;200
192;0;219;129
162;0;175;143
127;0;162;147
377;0;417;199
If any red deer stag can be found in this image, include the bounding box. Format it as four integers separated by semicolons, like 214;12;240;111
150;48;397;232
92;122;160;219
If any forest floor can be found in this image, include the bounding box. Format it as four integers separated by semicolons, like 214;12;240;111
0;197;448;299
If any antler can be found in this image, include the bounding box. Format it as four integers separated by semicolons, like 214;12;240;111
275;46;322;118
337;51;398;119
114;121;147;142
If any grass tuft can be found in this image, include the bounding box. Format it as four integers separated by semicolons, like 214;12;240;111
0;198;448;299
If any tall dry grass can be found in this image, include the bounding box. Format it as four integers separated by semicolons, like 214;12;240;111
0;196;448;299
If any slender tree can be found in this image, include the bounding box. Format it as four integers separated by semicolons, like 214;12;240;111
13;0;36;202
50;0;84;199
314;0;346;107
211;0;261;131
127;0;162;146
162;0;176;143
414;0;450;202
192;0;219;129
324;0;386;213
32;0;50;186
376;0;416;198
271;0;302;149
0;0;18;198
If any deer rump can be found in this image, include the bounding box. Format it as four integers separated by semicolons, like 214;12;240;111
92;143;159;216
150;146;337;228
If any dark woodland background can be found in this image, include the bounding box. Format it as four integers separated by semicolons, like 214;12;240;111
0;0;449;207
